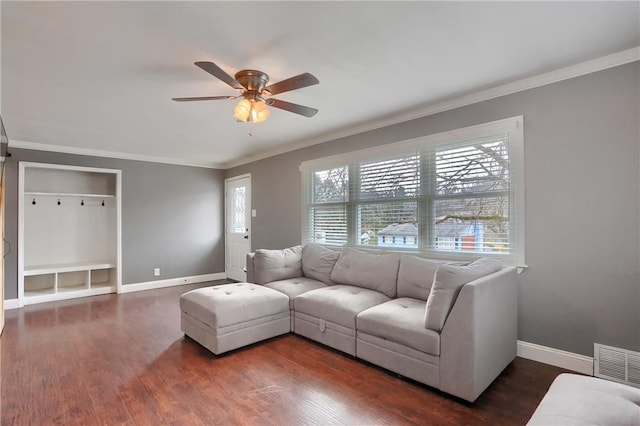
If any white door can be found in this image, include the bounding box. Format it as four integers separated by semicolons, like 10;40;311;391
225;174;251;282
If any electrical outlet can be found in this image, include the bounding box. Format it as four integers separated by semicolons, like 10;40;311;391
153;268;160;276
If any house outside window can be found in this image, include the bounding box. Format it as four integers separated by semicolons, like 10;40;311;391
378;223;419;248
301;116;524;266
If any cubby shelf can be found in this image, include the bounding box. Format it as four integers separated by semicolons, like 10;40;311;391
23;262;117;303
24;261;117;276
19;162;122;306
25;192;116;198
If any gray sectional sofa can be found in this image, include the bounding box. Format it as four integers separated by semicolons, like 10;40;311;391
246;243;517;402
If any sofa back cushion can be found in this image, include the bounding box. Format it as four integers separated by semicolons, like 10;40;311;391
330;247;400;297
302;243;340;285
397;255;446;300
253;245;303;285
424;257;503;331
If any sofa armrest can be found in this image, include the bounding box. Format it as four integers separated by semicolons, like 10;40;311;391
439;266;517;402
246;252;256;283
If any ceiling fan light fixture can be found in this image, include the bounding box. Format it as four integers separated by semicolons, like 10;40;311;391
233;98;270;123
251;99;270;123
233;99;252;122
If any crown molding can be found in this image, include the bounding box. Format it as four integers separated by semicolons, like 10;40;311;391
6;48;638;170
223;46;640;169
9;139;223;169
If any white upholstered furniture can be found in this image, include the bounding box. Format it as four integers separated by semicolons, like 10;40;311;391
180;283;290;355
246;244;517;402
527;373;640;425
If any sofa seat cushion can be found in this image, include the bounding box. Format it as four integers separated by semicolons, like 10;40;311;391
527;373;640;425
294;285;390;329
357;298;440;356
265;277;328;309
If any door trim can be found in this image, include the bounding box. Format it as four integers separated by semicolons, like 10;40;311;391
225;173;251;281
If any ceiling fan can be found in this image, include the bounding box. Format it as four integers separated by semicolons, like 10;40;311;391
173;61;319;123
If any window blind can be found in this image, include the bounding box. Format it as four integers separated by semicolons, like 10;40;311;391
301;116;524;265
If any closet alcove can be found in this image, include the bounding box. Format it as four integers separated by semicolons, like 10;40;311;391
18;162;122;306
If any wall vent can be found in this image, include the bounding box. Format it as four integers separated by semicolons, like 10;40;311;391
594;343;640;388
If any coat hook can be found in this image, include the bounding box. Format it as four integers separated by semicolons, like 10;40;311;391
57;199;61;206
81;200;84;206
101;200;105;207
32;198;36;205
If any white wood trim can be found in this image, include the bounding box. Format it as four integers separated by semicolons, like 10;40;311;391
299;116;524;266
224;174;252;282
115;169;123;294
19;161;121;175
517;340;594;375
23;286;115;306
18;163;25;306
11;140;223;169
118;272;226;294
25;192;116;198
5;272;225;308
225;173;252;183
300;116;521;171
18;162;122;304
4;299;21;310
24;262;116;275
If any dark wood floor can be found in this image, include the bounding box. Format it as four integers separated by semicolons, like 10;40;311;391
1;282;568;425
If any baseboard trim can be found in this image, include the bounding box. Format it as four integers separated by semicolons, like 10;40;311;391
517;340;593;375
3;273;226;309
119;272;227;294
4;299;21;310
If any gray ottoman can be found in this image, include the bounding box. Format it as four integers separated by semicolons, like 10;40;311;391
180;283;290;355
527;373;640;425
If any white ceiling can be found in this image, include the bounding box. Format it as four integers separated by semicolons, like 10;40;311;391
1;1;639;169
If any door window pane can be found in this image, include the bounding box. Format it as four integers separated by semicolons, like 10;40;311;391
232;186;246;233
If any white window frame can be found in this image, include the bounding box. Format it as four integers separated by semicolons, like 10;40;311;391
300;116;525;267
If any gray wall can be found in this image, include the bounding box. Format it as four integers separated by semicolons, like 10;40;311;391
4;149;225;299
228;61;640;357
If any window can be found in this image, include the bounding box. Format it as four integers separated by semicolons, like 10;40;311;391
301;116;524;266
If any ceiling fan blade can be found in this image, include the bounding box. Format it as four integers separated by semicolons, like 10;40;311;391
264;73;319;96
172;96;236;102
194;61;243;90
267;99;318;117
